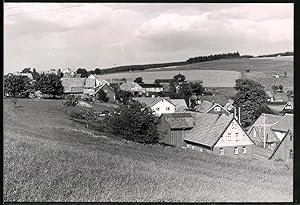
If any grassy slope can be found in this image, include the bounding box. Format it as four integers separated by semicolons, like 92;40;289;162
155;57;293;91
4;99;292;202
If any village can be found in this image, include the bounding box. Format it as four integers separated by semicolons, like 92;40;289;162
4;66;294;167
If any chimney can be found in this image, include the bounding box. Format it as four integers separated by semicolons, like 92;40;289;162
212;100;215;105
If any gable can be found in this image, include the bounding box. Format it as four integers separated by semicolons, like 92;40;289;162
206;103;230;115
152;99;175;109
214;119;254;147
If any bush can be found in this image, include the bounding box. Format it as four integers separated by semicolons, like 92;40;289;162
63;95;80;108
68;105;97;120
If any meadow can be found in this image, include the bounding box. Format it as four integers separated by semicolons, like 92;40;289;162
100;56;293;91
4;99;292;202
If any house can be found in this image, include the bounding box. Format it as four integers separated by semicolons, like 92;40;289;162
12;72;33;80
139;84;164;94
159;113;254;158
170;99;188;112
85;74;110;88
119;82;147;97
62;68;75;75
194;100;230;116
266;91;288;103
61;77;85;97
282;101;294;113
158;113;195;147
154;79;173;92
132;97;175;116
93;84;116;103
247;113;293;160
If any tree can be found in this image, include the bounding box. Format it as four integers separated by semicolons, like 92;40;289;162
35;74;64;97
115;89;132;103
63;95;80;108
254;104;275;118
97;90;109;102
94;68;102;74
57;69;63;78
32;68;40;81
76;68;88;78
178;82;193;106
232;79;268;127
271;85;278;92
134;77;144;84
4;75;32;97
105;100;160;144
190;82;204;95
21;67;31;73
173;73;185;83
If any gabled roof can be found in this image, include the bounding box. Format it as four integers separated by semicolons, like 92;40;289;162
198;96;229;106
133;97;175;108
61;78;85;93
194;101;213;113
206;103;230;114
162;113;194;129
170;99;188;109
185;113;233;147
94;84;115;96
119;82;145;92
269;130;292;159
283;101;294;110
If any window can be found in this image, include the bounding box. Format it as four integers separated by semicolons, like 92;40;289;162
235;133;239;138
214;106;221;111
187;144;194;149
242;147;247;154
219;148;224;155
227;133;231;137
234;147;238;155
166;107;170;111
156;107;160;111
289;149;293;159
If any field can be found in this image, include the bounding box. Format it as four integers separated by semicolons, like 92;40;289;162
4;99;292;202
100;56;293;91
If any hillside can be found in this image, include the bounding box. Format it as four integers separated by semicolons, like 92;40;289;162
4;99;292;202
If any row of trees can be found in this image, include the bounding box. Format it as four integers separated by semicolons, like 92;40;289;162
4;73;64;98
186;52;243;64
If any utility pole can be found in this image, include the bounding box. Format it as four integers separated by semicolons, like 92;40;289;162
263;113;266;148
238;107;241;125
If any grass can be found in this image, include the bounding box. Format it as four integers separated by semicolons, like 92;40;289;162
4;99;293;202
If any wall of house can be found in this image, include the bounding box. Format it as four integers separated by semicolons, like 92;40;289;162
273;130;286;141
151;99;175;116
214;119;253;157
271;132;293;162
212;145;253;158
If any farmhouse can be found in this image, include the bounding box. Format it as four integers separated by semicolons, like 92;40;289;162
61;77;85;97
266;91;288;103
194;100;230;116
247;113;293;160
159;113;254;157
119;82;147;97
132;97;175;116
90;84;116;103
139;83;164;94
282;101;293;113
170;99;188;112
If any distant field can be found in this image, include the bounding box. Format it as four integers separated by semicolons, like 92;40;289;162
100;56;293;90
4;99;292;202
101;70;241;87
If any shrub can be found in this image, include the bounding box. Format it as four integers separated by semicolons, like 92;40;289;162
104;100;160;144
63;95;80;108
68;105;97;120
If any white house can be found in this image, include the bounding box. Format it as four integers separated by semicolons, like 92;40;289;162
132;97;176;116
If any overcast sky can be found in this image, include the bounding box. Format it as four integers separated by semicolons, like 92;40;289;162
4;3;293;73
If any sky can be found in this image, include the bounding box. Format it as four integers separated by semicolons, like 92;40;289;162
4;3;293;73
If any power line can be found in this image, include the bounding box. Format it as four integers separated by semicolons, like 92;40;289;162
5;5;80;17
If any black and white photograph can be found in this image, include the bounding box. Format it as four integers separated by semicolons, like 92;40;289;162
4;2;293;202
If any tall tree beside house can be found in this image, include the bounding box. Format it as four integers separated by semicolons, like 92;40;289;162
134;77;144;84
104;100;160;144
76;68;89;78
115;89;133;103
190;82;204;95
232;79;268;127
57;69;63;78
178;82;193;106
32;68;40;81
173;73;185;83
97;90;109;102
35;74;64;98
4;75;32;97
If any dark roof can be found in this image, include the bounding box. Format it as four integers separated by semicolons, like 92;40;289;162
195;101;213;113
198;95;229;106
272;114;293;133
162;113;194;129
185;113;233;147
139;83;163;88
